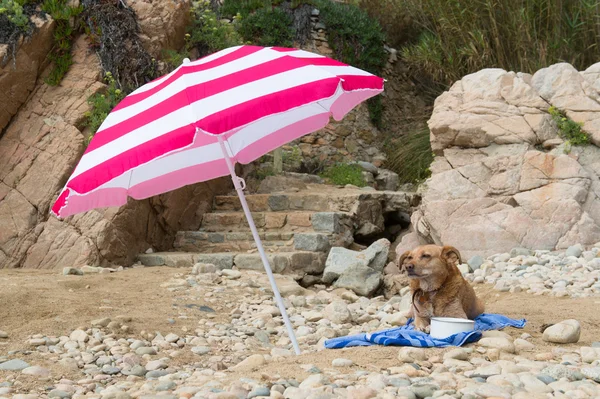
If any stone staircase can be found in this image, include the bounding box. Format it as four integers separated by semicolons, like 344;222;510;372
137;186;418;275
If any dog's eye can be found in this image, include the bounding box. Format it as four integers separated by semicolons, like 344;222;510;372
406;256;413;261
421;254;431;259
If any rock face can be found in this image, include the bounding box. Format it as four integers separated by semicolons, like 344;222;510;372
128;0;191;58
0;15;55;132
415;63;600;258
0;36;230;269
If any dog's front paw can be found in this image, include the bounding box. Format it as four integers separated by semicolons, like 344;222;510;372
415;324;430;334
413;318;430;333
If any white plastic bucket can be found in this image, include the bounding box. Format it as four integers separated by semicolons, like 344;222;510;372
430;317;475;339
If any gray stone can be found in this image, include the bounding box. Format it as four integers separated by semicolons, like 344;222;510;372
192;263;217;274
254;331;270;345
312;212;343;233
193;254;234;270
294;233;330;252
191;346;211;355
234;253;288;274
91;317;111;327
268;194;289;211
323;239;390;283
536;374;556;385
62;267;83;276
324;301;352;324
0;330;7;339
102;366;121;375
333;264;382;297
145;370;170;379
541;365;582;381
136;347;157;356
332;358;354;367
410;383;438;398
0;359;30;371
511;248;532;257
156;381;177;391
581;367;600;382
356;161;378;174
122;365;146;377
248;387;270;398
467;255;484;270
48;390;71;398
565;244;584;257
375;169;399;191
21;366;50;377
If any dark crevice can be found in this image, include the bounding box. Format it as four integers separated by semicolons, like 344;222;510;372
353;210;411;247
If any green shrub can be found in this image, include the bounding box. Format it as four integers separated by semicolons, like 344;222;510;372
314;0;386;128
42;0;82;86
162;48;189;71
188;0;242;56
237;7;293;47
384;128;433;184
0;0;29;29
320;163;366;187
84;72;125;140
548;106;590;150
394;0;600;91
220;0;267;17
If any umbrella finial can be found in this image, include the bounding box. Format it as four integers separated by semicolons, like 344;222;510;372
182;58;191;64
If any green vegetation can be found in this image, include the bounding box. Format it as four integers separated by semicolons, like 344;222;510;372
0;0;29;29
384;128;433;184
237;7;293;47
364;0;600;96
320;163;366;187
84;72;125;139
314;0;386;129
548;106;590;152
42;0;83;86
220;0;313;18
188;0;243;57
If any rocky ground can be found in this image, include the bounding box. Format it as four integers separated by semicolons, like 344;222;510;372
1;246;600;399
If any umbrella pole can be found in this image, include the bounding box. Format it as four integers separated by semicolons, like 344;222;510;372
217;136;302;355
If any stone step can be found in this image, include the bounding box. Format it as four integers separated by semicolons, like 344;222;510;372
174;231;341;253
213;190;417;213
137;251;326;274
199;211;352;232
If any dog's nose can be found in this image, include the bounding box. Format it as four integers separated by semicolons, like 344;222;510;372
405;263;414;271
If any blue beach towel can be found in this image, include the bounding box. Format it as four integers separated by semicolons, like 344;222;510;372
324;313;526;349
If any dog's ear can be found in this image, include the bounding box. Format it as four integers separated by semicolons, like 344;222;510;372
441;246;462;266
397;251;411;272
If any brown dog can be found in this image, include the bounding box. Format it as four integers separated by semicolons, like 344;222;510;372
399;245;485;333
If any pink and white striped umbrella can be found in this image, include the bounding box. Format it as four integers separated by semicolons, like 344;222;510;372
51;45;384;355
51;45;383;218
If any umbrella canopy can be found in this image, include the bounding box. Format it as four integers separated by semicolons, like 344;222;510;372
51;45;384;218
52;45;384;355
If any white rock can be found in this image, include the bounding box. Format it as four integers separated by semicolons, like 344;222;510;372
514;338;535;352
21;366;50;377
69;329;88;342
332;358;354;367
478;337;515;353
230;354;266;371
580;347;600;363
165;333;179;343
324;301;352;324
543;319;581;344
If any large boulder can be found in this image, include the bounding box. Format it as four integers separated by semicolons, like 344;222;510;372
417;63;600;258
322;238;390;296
